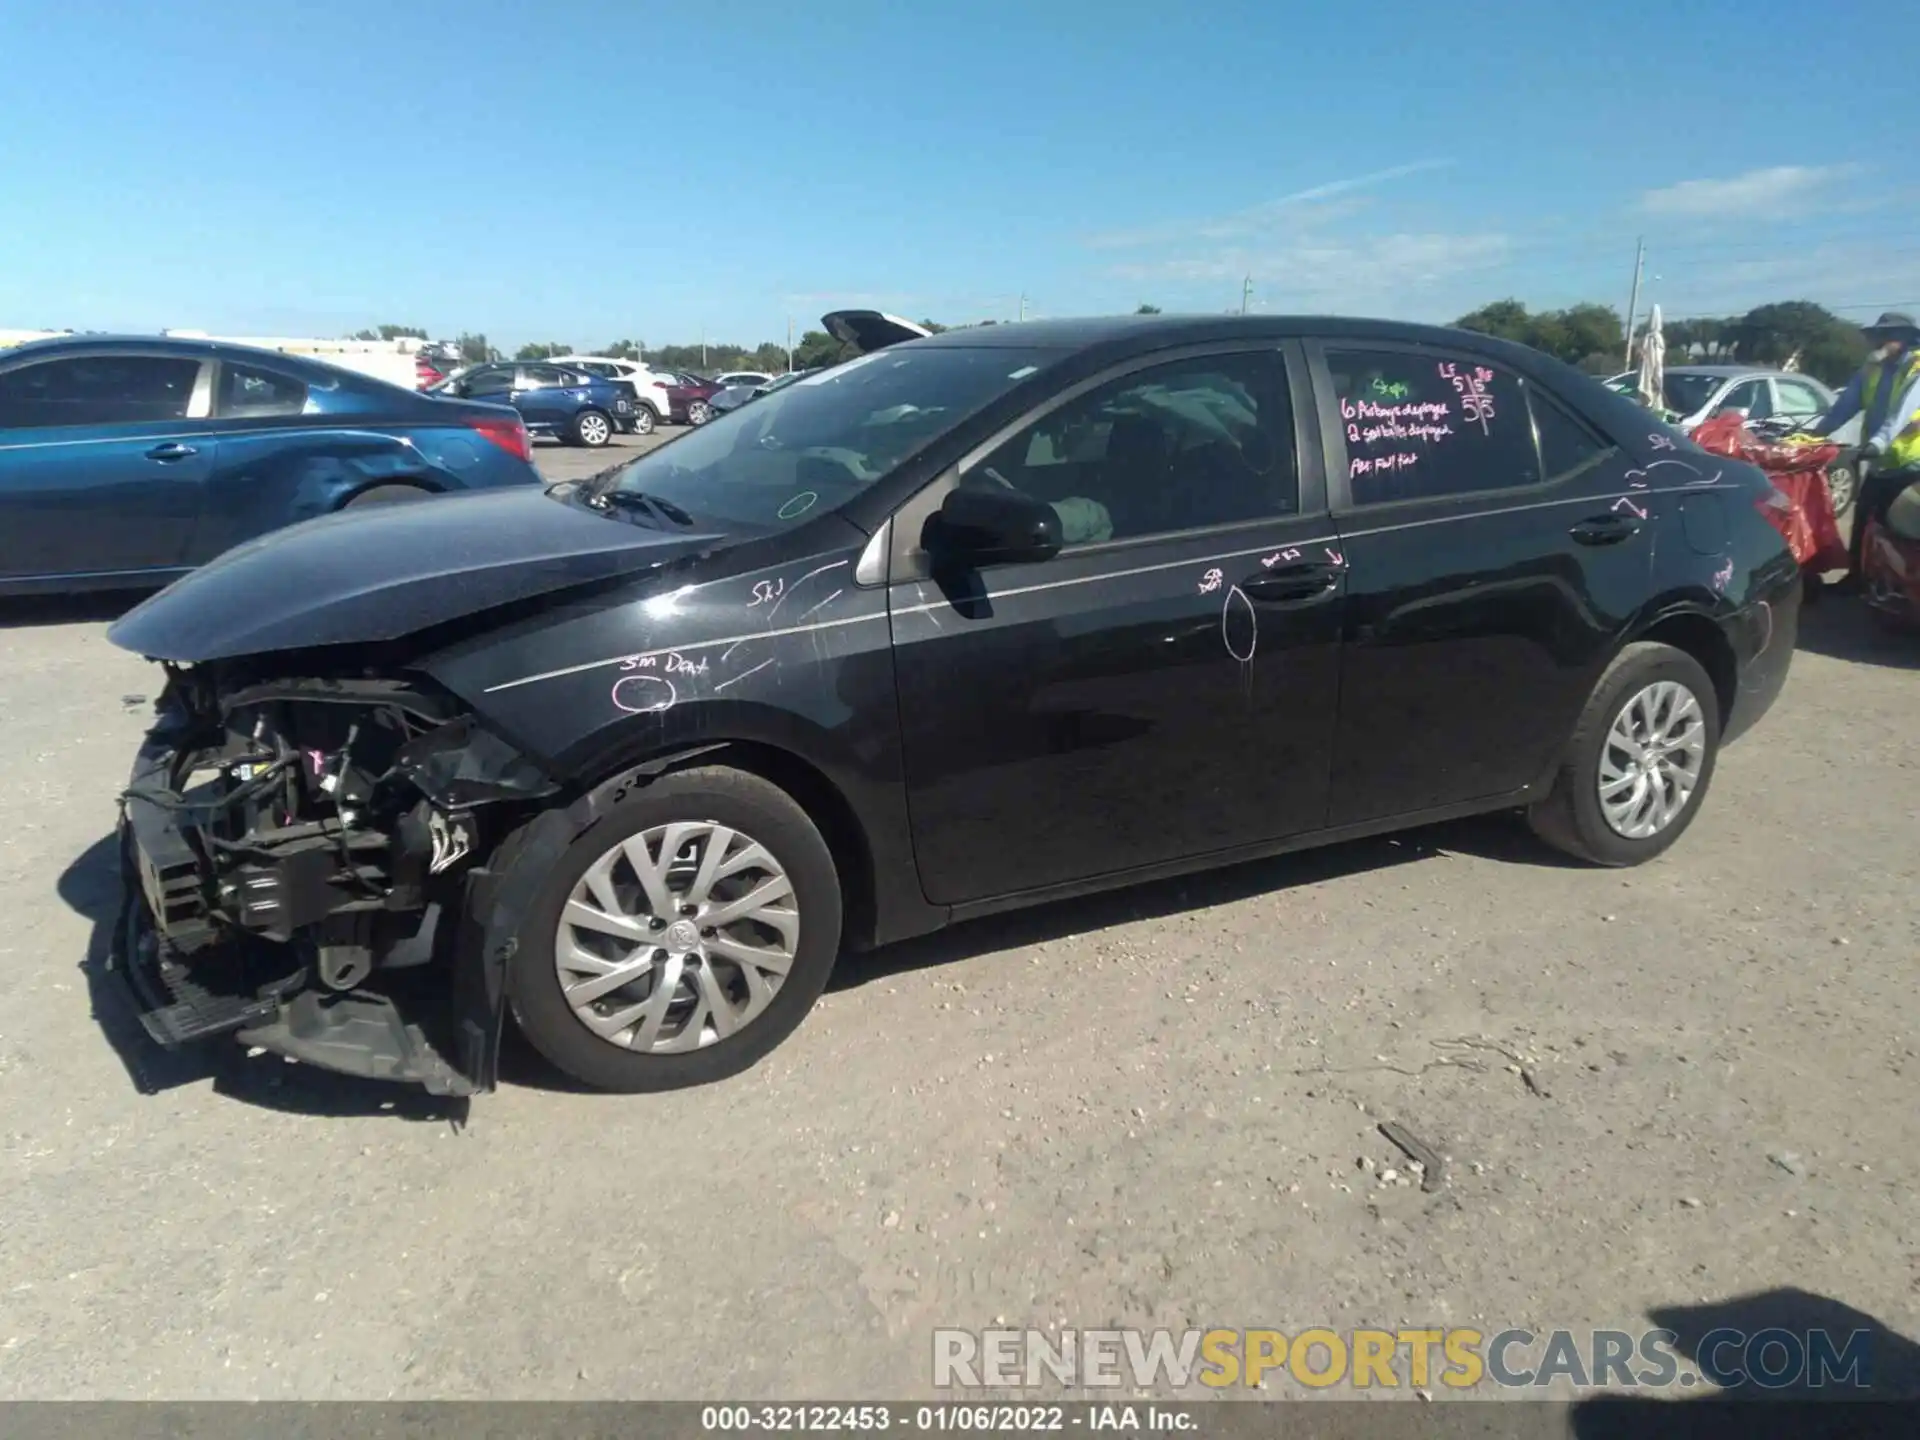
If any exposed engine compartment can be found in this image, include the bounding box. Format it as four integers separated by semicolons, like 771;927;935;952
116;663;561;1094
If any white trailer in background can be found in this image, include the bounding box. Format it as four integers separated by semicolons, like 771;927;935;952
160;331;459;389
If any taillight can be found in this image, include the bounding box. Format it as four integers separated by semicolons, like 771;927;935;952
470;415;531;462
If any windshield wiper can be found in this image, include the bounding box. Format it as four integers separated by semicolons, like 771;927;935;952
587;489;697;529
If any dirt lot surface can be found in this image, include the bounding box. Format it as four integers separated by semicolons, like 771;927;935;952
1;457;1915;1401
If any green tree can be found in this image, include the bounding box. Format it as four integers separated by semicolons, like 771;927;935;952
515;342;566;361
1135;303;1162;315
378;324;427;341
1734;301;1866;386
602;339;642;361
792;329;856;370
455;332;491;364
1453;299;1533;344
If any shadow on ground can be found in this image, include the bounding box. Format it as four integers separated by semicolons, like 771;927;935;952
60;804;1566;1108
1795;590;1920;669
58;834;469;1125
830;811;1571;993
1571;1286;1920;1438
0;590;150;630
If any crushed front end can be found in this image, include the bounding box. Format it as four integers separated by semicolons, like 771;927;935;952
112;666;559;1094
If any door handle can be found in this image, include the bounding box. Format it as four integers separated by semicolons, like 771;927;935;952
1239;562;1342;605
1569;513;1641;546
144;442;198;462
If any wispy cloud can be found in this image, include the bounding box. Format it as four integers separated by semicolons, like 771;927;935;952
1086;159;1455;249
1638;165;1855;218
1107;229;1512;318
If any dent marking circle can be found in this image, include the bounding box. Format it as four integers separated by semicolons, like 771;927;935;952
778;492;818;520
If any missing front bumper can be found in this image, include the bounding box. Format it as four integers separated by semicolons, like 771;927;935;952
113;754;491;1098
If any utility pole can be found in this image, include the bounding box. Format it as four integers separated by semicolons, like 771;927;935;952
1241;275;1253;315
786;315;793;372
701;328;707;369
1018;293;1027;322
1622;237;1646;369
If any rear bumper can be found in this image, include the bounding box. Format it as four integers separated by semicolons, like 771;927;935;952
111;738;487;1097
1723;557;1800;747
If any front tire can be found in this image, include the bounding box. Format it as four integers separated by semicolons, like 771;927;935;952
1526;641;1720;867
631;404;657;436
573;409;614;448
503;766;844;1092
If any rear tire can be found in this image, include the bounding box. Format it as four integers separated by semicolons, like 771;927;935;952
1526;641;1721;867
573;409;614;448
344;483;429;507
687;400;713;426
631;404;657;436
502;766;844;1093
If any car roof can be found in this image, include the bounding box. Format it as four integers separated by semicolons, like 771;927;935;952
0;332;389;385
901;313;1602;383
911;312;1534;354
1663;363;1818;380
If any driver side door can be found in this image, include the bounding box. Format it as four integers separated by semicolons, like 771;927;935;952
885;343;1344;907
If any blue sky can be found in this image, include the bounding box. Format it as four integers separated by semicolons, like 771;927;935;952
1;0;1914;350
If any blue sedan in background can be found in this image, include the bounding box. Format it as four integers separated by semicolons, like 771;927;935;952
0;335;543;597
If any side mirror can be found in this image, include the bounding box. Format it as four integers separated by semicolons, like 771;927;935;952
930;483;1062;566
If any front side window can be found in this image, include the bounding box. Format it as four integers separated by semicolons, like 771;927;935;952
1327;348;1539;505
0;355;202;428
1720;379;1771;418
219;362;308;419
603;346;1058;531
1661;373;1724;415
969;350;1297;544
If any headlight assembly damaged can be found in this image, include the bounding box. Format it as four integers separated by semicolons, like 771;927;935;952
112;667;560;1096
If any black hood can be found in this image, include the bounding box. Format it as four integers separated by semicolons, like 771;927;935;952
108;486;723;662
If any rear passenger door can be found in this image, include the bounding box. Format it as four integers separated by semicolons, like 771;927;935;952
1307;340;1652;825
889;343;1345;905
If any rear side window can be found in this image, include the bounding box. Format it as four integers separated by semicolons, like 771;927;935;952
1326;347;1539;505
0;355;202;428
523;366;571;388
219;362;308;419
1527;385;1612;483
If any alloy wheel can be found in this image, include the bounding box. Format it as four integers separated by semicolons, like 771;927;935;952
633;407;655;435
1825;462;1856;516
689;401;712;425
553;822;799;1052
578;412;611;446
1596;680;1707;839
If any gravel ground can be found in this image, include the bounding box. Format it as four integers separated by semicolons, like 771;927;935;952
0;462;1915;1401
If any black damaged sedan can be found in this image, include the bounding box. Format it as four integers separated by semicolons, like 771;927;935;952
108;310;1800;1095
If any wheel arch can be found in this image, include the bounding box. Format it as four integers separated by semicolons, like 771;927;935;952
340;477;440;507
1626;604;1738;728
563;733;883;952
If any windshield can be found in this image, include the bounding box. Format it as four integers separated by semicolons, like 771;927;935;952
1662;373;1725;415
602;346;1056;529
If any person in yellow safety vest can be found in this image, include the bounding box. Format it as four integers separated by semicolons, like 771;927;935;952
1807;310;1920;590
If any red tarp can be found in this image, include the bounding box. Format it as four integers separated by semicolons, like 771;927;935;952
1690;413;1849;572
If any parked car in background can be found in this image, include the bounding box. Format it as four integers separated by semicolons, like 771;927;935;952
551;356;671;435
715;370;775;388
429;362;633;447
709;368;817;418
106;308;1796;1096
1607;365;1862;514
662;371;724;426
0;334;539;596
